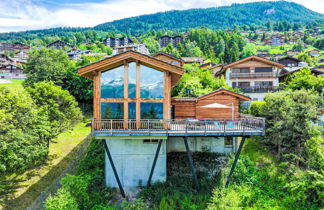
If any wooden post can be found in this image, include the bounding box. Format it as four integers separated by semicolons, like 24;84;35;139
124;61;129;129
136;61;141;129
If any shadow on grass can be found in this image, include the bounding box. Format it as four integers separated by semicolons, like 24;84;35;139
0;134;91;210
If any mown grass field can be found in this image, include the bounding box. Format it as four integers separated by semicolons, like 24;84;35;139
0;79;24;90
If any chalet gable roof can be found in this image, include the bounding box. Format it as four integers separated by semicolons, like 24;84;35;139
278;56;301;62
77;50;183;80
171;88;251;102
223;56;285;69
198;88;251;101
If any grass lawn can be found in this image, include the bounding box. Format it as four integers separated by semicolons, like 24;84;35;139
0;122;91;210
0;79;24;90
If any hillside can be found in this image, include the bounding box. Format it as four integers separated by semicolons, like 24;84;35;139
0;1;323;41
94;1;324;34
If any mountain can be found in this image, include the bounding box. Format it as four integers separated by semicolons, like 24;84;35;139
0;1;323;40
93;1;324;34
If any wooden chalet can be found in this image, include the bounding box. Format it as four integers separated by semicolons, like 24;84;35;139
77;50;265;196
47;40;72;49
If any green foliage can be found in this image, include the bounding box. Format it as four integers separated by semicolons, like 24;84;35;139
314;38;324;50
292;41;304;51
248;101;266;117
0;88;49;173
45;140;116;209
285;67;324;94
260;90;321;162
45;188;79;210
172;64;229;97
24;48;71;87
241;43;257;58
26;81;83;141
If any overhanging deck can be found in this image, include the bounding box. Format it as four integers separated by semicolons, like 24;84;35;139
92;118;265;137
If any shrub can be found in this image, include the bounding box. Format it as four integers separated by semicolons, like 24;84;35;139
248;101;265;117
45;188;79;210
0;88;50;172
26;81;83;143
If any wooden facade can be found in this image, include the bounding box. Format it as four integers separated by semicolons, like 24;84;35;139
78;51;183;121
172;89;250;119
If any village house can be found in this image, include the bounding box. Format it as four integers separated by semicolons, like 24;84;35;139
77;50;265;195
181;57;206;65
215;56;285;101
0;43;14;52
278;56;301;67
13;42;30;51
115;44;149;55
256;50;269;57
152;52;184;67
67;50;91;60
47;40;72;49
288;37;299;45
0;64;25;79
286;50;300;57
309;49;321;57
158;35;182;48
104;37;133;48
0;54;14;66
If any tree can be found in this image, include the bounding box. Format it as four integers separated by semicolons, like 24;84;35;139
241;43;257;58
24;48;71;87
26;81;83;145
260;90;321;164
313;38;324;50
292;41;304;51
285;67;324;95
0;88;50;173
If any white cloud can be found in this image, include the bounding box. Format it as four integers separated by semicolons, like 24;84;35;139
0;0;323;32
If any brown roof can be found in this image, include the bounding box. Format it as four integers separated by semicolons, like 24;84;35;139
171;88;250;102
223;56;285;69
152;52;184;62
77;50;183;82
181;57;206;63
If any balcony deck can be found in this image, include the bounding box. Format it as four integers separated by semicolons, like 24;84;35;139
92;117;265;137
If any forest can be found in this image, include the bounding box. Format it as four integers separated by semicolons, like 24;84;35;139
0;1;323;41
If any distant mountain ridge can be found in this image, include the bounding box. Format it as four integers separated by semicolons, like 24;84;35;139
93;1;324;34
0;1;323;40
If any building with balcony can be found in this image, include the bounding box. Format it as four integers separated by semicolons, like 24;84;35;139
77;51;265;196
216;56;285;101
158;35;182;47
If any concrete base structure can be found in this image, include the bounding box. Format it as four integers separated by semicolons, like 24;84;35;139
104;137;237;190
104;138;166;190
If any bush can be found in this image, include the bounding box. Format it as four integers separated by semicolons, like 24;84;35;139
248;101;265;117
0;88;50;173
45;140;116;209
26;81;83;142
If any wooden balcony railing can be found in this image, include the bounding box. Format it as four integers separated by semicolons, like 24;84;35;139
230;72;276;79
92;118;266;137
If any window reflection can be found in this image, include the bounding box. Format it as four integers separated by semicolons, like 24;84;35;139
128;62;136;98
101;66;124;98
128;102;136;119
101;103;124;119
140;65;164;98
140;103;163;119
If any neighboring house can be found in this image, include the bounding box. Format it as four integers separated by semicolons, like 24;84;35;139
271;37;283;46
286;50;300;57
47;40;72;49
0;43;14;52
309;49;321;57
181;57;206;65
0;64;25;79
77;50;265;194
278;56;301;67
115;44;149;55
13;42;30;51
288;38;299;44
67;50;90;60
152;52;184;67
216;56;285;101
104;37;132;48
0;54;14;66
158;35;182;47
311;65;324;76
256;50;269;57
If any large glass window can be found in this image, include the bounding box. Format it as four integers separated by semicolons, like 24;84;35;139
128;102;136;119
255;67;272;72
140;65;164;99
140;103;163;119
101;103;124;119
101;66;124;98
128;62;136;98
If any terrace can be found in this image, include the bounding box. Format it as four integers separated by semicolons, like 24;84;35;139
92;116;265;137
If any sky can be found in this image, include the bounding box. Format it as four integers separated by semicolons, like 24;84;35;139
0;0;323;33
